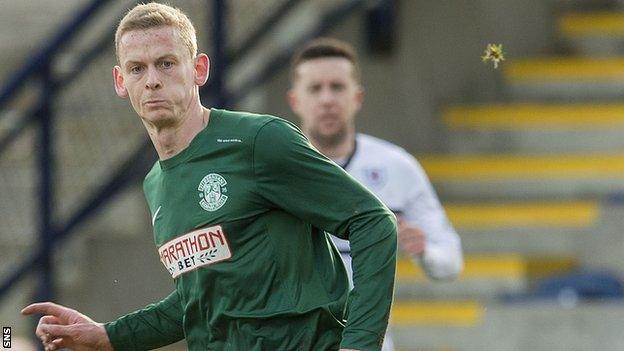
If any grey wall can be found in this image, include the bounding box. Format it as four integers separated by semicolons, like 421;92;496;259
264;0;557;153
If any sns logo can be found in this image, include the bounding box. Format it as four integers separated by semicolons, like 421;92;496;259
3;327;10;348
198;173;228;212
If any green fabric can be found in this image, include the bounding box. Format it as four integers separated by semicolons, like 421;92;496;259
104;291;184;350
104;109;396;350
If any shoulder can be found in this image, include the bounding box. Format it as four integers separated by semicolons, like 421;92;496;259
356;134;421;170
357;134;405;154
214;108;295;135
143;161;161;186
142;161;161;204
218;110;313;169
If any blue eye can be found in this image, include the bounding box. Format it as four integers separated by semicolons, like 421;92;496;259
130;66;143;74
161;61;174;69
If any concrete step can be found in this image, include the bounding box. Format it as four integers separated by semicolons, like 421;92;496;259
459;226;588;256
445;200;598;230
444;103;624;153
558;12;624;56
447;200;597;254
428;203;624;275
395;255;577;300
419;153;624;200
503;57;624;100
444;103;624;130
391;301;624;351
398;255;577;282
391;300;484;328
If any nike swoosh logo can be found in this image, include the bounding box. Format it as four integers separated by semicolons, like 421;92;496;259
152;206;162;226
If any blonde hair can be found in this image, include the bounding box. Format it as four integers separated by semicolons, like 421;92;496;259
115;2;198;61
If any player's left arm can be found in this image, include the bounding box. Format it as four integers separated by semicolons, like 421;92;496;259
401;156;464;281
253;119;397;351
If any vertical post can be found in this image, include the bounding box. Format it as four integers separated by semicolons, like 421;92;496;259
37;62;55;303
365;0;396;54
211;0;227;108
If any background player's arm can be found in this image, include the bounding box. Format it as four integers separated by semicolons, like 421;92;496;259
396;214;426;257
254;120;397;351
401;156;463;280
104;290;185;351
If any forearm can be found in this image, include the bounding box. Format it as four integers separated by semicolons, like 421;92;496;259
341;211;397;351
104;291;184;351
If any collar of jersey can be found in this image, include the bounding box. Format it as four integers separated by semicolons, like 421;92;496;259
159;108;223;170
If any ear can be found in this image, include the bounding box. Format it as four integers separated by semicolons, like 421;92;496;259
194;54;210;86
113;66;128;98
286;89;299;114
353;85;364;111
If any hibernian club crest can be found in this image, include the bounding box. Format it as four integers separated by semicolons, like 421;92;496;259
198;173;228;212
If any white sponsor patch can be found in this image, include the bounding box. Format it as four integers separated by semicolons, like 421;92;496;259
158;225;231;278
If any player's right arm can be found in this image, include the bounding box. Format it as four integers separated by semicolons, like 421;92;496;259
23;292;184;351
104;290;185;350
22;301;112;351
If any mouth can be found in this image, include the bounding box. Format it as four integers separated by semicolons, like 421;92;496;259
318;114;340;125
144;99;167;106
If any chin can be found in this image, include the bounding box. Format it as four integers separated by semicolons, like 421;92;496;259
143;112;176;128
320;126;344;138
311;128;348;147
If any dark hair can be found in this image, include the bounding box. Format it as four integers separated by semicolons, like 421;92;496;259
290;37;361;82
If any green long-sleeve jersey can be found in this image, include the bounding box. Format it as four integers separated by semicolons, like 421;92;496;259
104;109;397;351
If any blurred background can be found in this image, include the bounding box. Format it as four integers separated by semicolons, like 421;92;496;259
2;0;624;350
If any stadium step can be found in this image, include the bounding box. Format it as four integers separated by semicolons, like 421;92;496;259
394;255;577;300
444;200;602;255
391;300;484;327
397;255;577;281
445;200;598;230
418;153;624;200
502;57;624;100
558;12;624;56
444;103;624;130
443;103;624;153
391;301;624;351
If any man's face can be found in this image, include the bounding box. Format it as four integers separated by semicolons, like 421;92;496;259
289;57;363;146
113;26;207;128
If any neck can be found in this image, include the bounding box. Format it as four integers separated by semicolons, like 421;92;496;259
309;130;355;160
145;103;210;160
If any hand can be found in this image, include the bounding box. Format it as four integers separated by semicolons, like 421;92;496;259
21;302;113;351
397;216;426;257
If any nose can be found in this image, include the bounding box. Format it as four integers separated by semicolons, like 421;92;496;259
318;87;335;105
145;66;162;90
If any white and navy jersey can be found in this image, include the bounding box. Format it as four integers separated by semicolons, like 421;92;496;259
332;133;463;282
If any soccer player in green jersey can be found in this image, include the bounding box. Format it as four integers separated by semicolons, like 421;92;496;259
21;3;397;351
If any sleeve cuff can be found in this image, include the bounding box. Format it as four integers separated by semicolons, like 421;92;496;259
340;328;385;351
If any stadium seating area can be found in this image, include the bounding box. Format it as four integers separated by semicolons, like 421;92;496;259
389;3;624;350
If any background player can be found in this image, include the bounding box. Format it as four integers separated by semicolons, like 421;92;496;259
288;37;464;351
